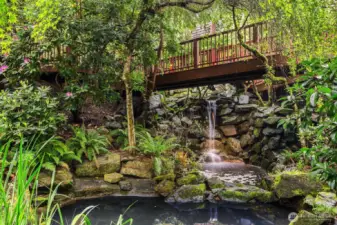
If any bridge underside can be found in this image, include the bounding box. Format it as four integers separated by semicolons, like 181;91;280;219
154;54;287;90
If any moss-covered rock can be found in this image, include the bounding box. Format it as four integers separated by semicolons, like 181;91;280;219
176;174;198;186
104;173;123;183
155;180;175;197
207;177;226;190
312;192;337;217
74;178;120;197
120;159;153;178
289;210;326;225
38;167;73;189
75;153;120;177
217;185;275;203
272;171;323;199
154;173;175;182
170;184;206;203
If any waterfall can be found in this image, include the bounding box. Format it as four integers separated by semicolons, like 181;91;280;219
207;100;217;149
205;100;222;163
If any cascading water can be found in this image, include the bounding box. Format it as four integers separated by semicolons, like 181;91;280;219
205;100;222;163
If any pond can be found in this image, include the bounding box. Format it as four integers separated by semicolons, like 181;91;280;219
57;197;292;225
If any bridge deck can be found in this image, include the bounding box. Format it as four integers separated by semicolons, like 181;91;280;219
39;22;287;90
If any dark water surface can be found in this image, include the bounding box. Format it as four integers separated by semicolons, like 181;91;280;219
57;197;291;225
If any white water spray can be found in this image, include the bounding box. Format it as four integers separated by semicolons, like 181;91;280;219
205;100;222;163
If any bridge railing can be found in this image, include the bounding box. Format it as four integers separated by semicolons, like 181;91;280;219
156;22;280;75
36;22;279;74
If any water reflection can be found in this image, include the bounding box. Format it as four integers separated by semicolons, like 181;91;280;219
57;197;290;225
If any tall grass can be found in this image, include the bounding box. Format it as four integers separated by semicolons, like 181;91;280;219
0;140;133;225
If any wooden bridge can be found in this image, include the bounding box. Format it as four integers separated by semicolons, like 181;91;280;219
40;22;288;90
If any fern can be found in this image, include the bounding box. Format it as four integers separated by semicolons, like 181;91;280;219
35;136;81;172
136;131;178;176
67;125;110;167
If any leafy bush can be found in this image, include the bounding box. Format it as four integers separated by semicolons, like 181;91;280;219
35;136;82;172
66;125;110;167
283;57;337;190
137;132;178;176
111;124;147;149
0;82;65;143
0;140;131;225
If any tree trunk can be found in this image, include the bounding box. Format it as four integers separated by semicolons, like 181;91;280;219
122;55;136;152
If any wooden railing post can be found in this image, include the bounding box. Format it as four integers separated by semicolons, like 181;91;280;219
253;24;259;43
193;40;199;69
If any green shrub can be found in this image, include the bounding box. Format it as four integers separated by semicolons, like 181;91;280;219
0;140;131;225
66;125;110;167
111;124;147;149
0;82;65;143
35;136;82;172
137;131;178;176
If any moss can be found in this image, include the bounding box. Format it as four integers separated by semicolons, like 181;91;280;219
178;184;206;199
253;128;261;138
292;189;305;196
235;183;244;187
219;188;274;203
155;180;175;197
272;171;323;199
210;183;225;189
153;173;175;182
177;174;198;186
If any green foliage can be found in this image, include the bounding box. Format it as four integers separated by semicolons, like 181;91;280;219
137;132;178;157
0;140;130;225
0;82;65;143
66;125;110;166
111;124;147;149
137;131;178;176
35;136;81;172
283;57;337;190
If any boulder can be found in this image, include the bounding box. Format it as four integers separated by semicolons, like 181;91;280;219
262;127;283;136
254;106;277;118
207;177;226;190
216;185;275;203
158;124;169;130
235;104;258;113
219;107;233;116
155;108;166;116
104;173;123;184
219;125;237;137
74;178;120;197
149;95;162;109
119;180;132;191
267;135;281;150
221;115;248;125
272;171;323;199
181;117;193;126
38;167;73;189
263;116;281;126
224;138;243;155
155;180;175;197
105;121;122;129
169;184;206;203
203;127;222;139
238;95;250;104
312;192;337;217
75;153;121;177
120;159;153;179
289;210;326;225
176;174;203;186
172;116;182;126
237;121;250;134
200;140;225;153
240;133;253;148
254;118;264;128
